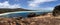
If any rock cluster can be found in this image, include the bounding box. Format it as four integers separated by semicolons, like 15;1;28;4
52;5;60;16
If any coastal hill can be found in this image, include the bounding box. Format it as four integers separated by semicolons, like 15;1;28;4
0;8;32;13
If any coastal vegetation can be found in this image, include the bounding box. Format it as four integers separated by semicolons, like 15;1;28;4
0;8;32;13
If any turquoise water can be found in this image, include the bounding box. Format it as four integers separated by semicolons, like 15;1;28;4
7;12;44;18
0;11;51;18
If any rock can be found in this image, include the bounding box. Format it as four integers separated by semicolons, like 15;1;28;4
27;12;36;18
41;13;48;16
16;16;23;20
52;5;60;16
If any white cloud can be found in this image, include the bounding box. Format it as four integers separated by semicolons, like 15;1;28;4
28;0;57;7
28;7;54;11
0;1;20;9
42;7;54;10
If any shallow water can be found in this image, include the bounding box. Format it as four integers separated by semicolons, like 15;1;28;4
0;11;51;18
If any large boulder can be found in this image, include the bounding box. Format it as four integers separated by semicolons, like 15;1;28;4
27;12;36;18
52;5;60;16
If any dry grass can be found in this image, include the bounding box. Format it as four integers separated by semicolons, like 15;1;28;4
0;13;60;25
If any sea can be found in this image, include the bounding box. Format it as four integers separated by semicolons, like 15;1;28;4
0;11;51;18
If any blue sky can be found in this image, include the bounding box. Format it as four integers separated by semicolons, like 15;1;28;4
0;0;60;10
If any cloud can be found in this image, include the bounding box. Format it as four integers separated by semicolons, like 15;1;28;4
0;1;20;9
42;7;54;10
28;0;57;7
27;7;54;11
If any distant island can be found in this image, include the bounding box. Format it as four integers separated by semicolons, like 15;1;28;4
0;8;32;13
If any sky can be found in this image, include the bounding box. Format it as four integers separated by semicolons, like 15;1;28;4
0;0;60;10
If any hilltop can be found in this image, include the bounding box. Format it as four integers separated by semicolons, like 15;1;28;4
0;8;32;13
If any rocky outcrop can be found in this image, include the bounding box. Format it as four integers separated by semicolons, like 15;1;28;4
0;17;60;25
52;5;60;16
19;17;60;25
27;13;36;18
